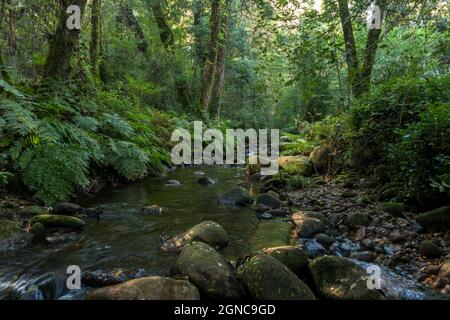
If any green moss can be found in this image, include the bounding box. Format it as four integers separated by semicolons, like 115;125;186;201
31;215;85;230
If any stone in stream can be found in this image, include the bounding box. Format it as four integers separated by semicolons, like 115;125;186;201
344;212;370;228
314;233;335;248
160;221;229;253
172;242;243;299
298;238;326;259
165;180;182;187
52;202;83;216
309;256;384;300
193;171;205;176
141;205;168;215
292;213;325;238
31;215;86;230
256;193;282;209
198;177;216;185
85;276;200;300
262;246;309;276
418;240;442;259
239;255;316;300
219;187;253;206
350;251;377;263
416;206;450;232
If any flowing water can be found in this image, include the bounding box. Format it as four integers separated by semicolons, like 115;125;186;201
0;165;440;300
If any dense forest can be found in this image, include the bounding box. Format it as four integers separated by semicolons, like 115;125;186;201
0;0;449;301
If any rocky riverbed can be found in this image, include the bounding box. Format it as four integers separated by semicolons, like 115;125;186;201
0;165;449;300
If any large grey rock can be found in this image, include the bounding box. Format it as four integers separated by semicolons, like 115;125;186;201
256;193;282;209
85;276;200;300
292;213;325;238
240;255;316;300
172;242;242;299
31;215;85;230
160;221;229;253
309;256;384;300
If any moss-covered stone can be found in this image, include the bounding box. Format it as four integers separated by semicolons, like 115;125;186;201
262;246;309;276
85;276;200;300
31;215;85;230
219;187;253;206
240;255;315;300
416;206;450;232
418;240;442;258
161;221;229;253
30;222;46;237
309;146;330;171
172;242;242;299
309;256;384;300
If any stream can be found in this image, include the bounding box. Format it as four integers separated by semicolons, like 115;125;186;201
0;165;440;300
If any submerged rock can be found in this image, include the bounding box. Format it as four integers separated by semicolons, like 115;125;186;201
141;205;168;215
172;242;242;299
219;187;253;206
198;177;216;185
416;206;450;232
309;256;384;300
240;255;315;300
85;276;200;300
160;221;229;253
256;193;282;209
53;202;83;216
165;180;182;187
31;215;85;230
262;246;309;276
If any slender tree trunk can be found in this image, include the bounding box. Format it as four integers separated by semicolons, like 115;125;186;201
151;0;191;109
200;0;221;111
192;0;206;74
90;0;101;78
210;0;232;119
6;0;17;56
359;0;386;94
0;47;12;84
117;0;149;56
337;0;360;97
43;0;87;80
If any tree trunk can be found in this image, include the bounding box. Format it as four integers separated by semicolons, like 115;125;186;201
359;0;386;94
210;0;232;119
0;47;12;85
6;0;17;56
43;0;87;80
192;0;206;74
151;0;191;109
337;0;361;97
117;0;149;56
200;0;221;111
90;0;101;78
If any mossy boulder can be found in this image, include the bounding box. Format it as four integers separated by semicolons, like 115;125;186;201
256;193;282;209
250;221;292;251
418;240;442;258
278;156;313;176
309;146;330;171
172;242;242;299
160;221;229;253
0;219;30;252
416;206;450;232
240;255;316;300
262;246;309;276
379;202;407;216
31;215;86;230
85;276;200;300
219;187;253;206
309;256;384;300
30;222;46;237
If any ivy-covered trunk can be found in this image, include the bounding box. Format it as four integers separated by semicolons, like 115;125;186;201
43;0;87;80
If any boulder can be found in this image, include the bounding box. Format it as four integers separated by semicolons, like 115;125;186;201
344;212;370;228
278;156;313;176
256;193;282;209
309;146;330;170
416;206;450;232
262;246;309;276
309;256;384;300
31;215;85;230
85;276;200;300
0;219;30;252
172;242;242;299
240;255;315;300
292;213;325;238
160;221;229;253
314;233;335;248
418;240;442;259
219;187;253;206
298;238;326;258
52;202;83;216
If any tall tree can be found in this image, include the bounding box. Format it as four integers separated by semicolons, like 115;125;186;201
43;0;87;80
210;0;232;119
90;0;101;78
151;0;192;109
117;0;149;56
200;0;221;111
